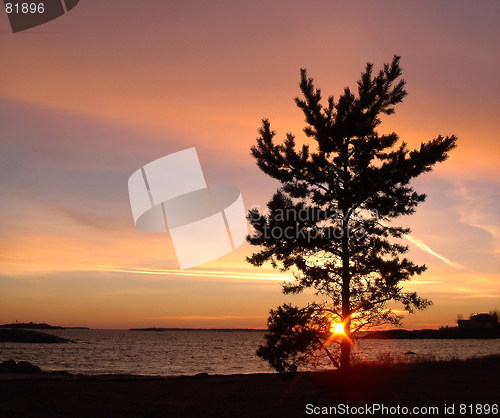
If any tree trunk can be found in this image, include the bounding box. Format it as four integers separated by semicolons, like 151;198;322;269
340;270;351;369
340;213;351;370
340;334;351;369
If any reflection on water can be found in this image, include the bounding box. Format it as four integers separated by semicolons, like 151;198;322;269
0;329;499;376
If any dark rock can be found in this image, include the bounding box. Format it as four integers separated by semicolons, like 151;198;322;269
0;360;42;374
15;361;41;374
405;351;417;355
194;372;209;377
0;359;17;372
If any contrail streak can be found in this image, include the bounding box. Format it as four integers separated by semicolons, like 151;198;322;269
378;220;463;269
403;234;463;269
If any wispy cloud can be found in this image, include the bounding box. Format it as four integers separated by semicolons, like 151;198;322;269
403;280;443;285
83;266;295;282
453;182;500;255
447;286;500;299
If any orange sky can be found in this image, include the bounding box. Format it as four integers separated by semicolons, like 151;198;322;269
0;1;499;329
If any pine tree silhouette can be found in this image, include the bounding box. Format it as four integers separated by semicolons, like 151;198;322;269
248;56;457;371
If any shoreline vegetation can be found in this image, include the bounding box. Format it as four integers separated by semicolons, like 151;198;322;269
362;328;500;339
129;327;500;338
0;355;498;417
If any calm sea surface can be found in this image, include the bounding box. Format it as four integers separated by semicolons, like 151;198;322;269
1;330;499;376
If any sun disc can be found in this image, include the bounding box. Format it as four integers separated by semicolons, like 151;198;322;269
332;322;344;334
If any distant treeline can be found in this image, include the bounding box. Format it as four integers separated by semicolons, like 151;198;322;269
362;328;500;339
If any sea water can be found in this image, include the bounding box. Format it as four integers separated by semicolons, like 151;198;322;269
1;329;499;376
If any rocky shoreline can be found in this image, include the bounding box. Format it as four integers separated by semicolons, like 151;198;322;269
0;355;498;417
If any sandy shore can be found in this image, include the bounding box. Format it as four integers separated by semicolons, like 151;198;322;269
0;356;498;417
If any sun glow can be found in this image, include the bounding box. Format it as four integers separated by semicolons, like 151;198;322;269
320;320;353;354
328;320;352;344
331;322;345;335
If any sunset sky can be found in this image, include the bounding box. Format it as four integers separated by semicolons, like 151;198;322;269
0;0;498;329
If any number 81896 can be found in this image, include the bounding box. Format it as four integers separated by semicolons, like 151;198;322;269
5;3;45;14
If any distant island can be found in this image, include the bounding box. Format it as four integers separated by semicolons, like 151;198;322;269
129;327;168;332
0;329;72;344
0;322;64;330
129;328;265;332
363;312;500;339
63;327;91;330
0;322;89;330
